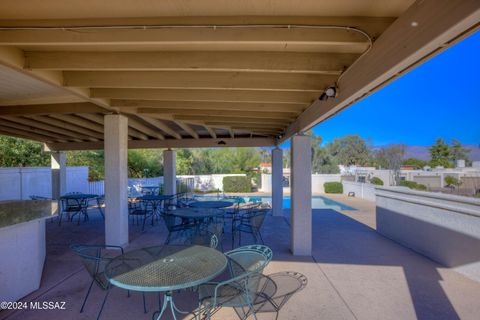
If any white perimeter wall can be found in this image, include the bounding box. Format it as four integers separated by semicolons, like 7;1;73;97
342;181;377;202
0;167;89;200
89;173;246;195
260;173;341;194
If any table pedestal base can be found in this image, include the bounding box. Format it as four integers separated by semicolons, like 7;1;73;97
153;291;190;320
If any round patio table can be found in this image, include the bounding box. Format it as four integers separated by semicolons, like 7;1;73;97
59;193;103;220
105;245;227;320
188;200;234;209
170;207;223;220
138;194;174;220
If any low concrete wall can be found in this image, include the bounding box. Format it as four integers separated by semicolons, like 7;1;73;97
376;187;480;282
343;181;376;201
0;167;89;200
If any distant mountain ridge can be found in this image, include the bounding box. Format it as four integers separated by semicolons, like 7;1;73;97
400;144;480;161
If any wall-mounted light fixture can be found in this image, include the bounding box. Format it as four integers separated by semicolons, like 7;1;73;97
319;86;337;101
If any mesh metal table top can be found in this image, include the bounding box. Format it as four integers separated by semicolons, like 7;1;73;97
170;208;223;219
105;245;227;292
138;195;173;201
188;201;234;208
59;193;99;200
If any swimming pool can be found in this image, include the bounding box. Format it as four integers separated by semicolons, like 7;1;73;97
200;195;356;211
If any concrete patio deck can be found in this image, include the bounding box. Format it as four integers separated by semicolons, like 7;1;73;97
1;195;480;320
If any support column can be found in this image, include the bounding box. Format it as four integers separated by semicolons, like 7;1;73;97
290;134;312;256
271;147;284;216
163;149;176;195
104;114;129;247
51;151;66;200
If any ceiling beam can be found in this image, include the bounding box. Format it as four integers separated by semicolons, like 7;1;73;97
135;115;182;140
75;113;149;140
28;115;104;140
45;137;277;151
205;122;285;129
0;95;85;106
175;115;290;125
0;118;76;142
92;88;318;104
0;16;393;38
1;116;87;141
0;46;114;111
204;125;217;139
1;28;369;53
281;0;480;142
0;125;59;143
111;99;307;113
124;116;165;140
138;108;297;119
173;121;199;139
0;102;105;115
63;71;335;91
0;128;51;142
48;114;103;134
26;51;356;74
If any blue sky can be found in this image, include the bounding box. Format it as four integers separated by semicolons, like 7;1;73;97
306;31;480;147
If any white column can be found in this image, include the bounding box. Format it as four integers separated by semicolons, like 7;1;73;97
51;151;66;199
290;134;312;256
163;149;176;195
104;114;129;247
271;147;284;216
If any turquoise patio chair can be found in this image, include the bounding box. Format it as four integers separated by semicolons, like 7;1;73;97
197;245;273;319
70;244;148;320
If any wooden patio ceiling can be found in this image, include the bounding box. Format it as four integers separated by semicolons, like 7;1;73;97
0;0;478;150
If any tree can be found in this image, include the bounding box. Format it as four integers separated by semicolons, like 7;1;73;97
67;150;105;181
450;139;470;164
0;136;50;167
373;145;405;170
372;145;404;185
430;138;452;168
326;135;370;166
402;158;428;169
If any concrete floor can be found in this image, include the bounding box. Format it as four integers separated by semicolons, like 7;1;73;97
1;196;480;320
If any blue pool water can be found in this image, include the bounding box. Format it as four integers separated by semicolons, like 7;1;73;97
201;195;356;211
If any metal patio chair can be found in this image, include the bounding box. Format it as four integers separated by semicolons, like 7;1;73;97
70;244;147;320
234;271;308;320
162;211;195;244
232;208;270;247
128;198;150;231
197;245;273;319
59;197;84;225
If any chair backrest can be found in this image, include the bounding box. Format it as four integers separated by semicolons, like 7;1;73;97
162;212;180;231
225;245;273;277
29;195;49;200
70;244;124;290
168;232;218;249
247;208;270;231
60;198;82;211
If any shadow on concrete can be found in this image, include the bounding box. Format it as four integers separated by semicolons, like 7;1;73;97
298;208;462;320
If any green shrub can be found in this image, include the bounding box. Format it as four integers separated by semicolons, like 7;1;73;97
324;182;343;194
444;175;462;188
223;176;252;193
369;177;384;186
399;180;427;191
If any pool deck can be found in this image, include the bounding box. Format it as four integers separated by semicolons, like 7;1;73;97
1;195;480;320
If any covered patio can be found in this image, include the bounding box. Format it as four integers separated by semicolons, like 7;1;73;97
2;198;480;320
1;1;480;319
